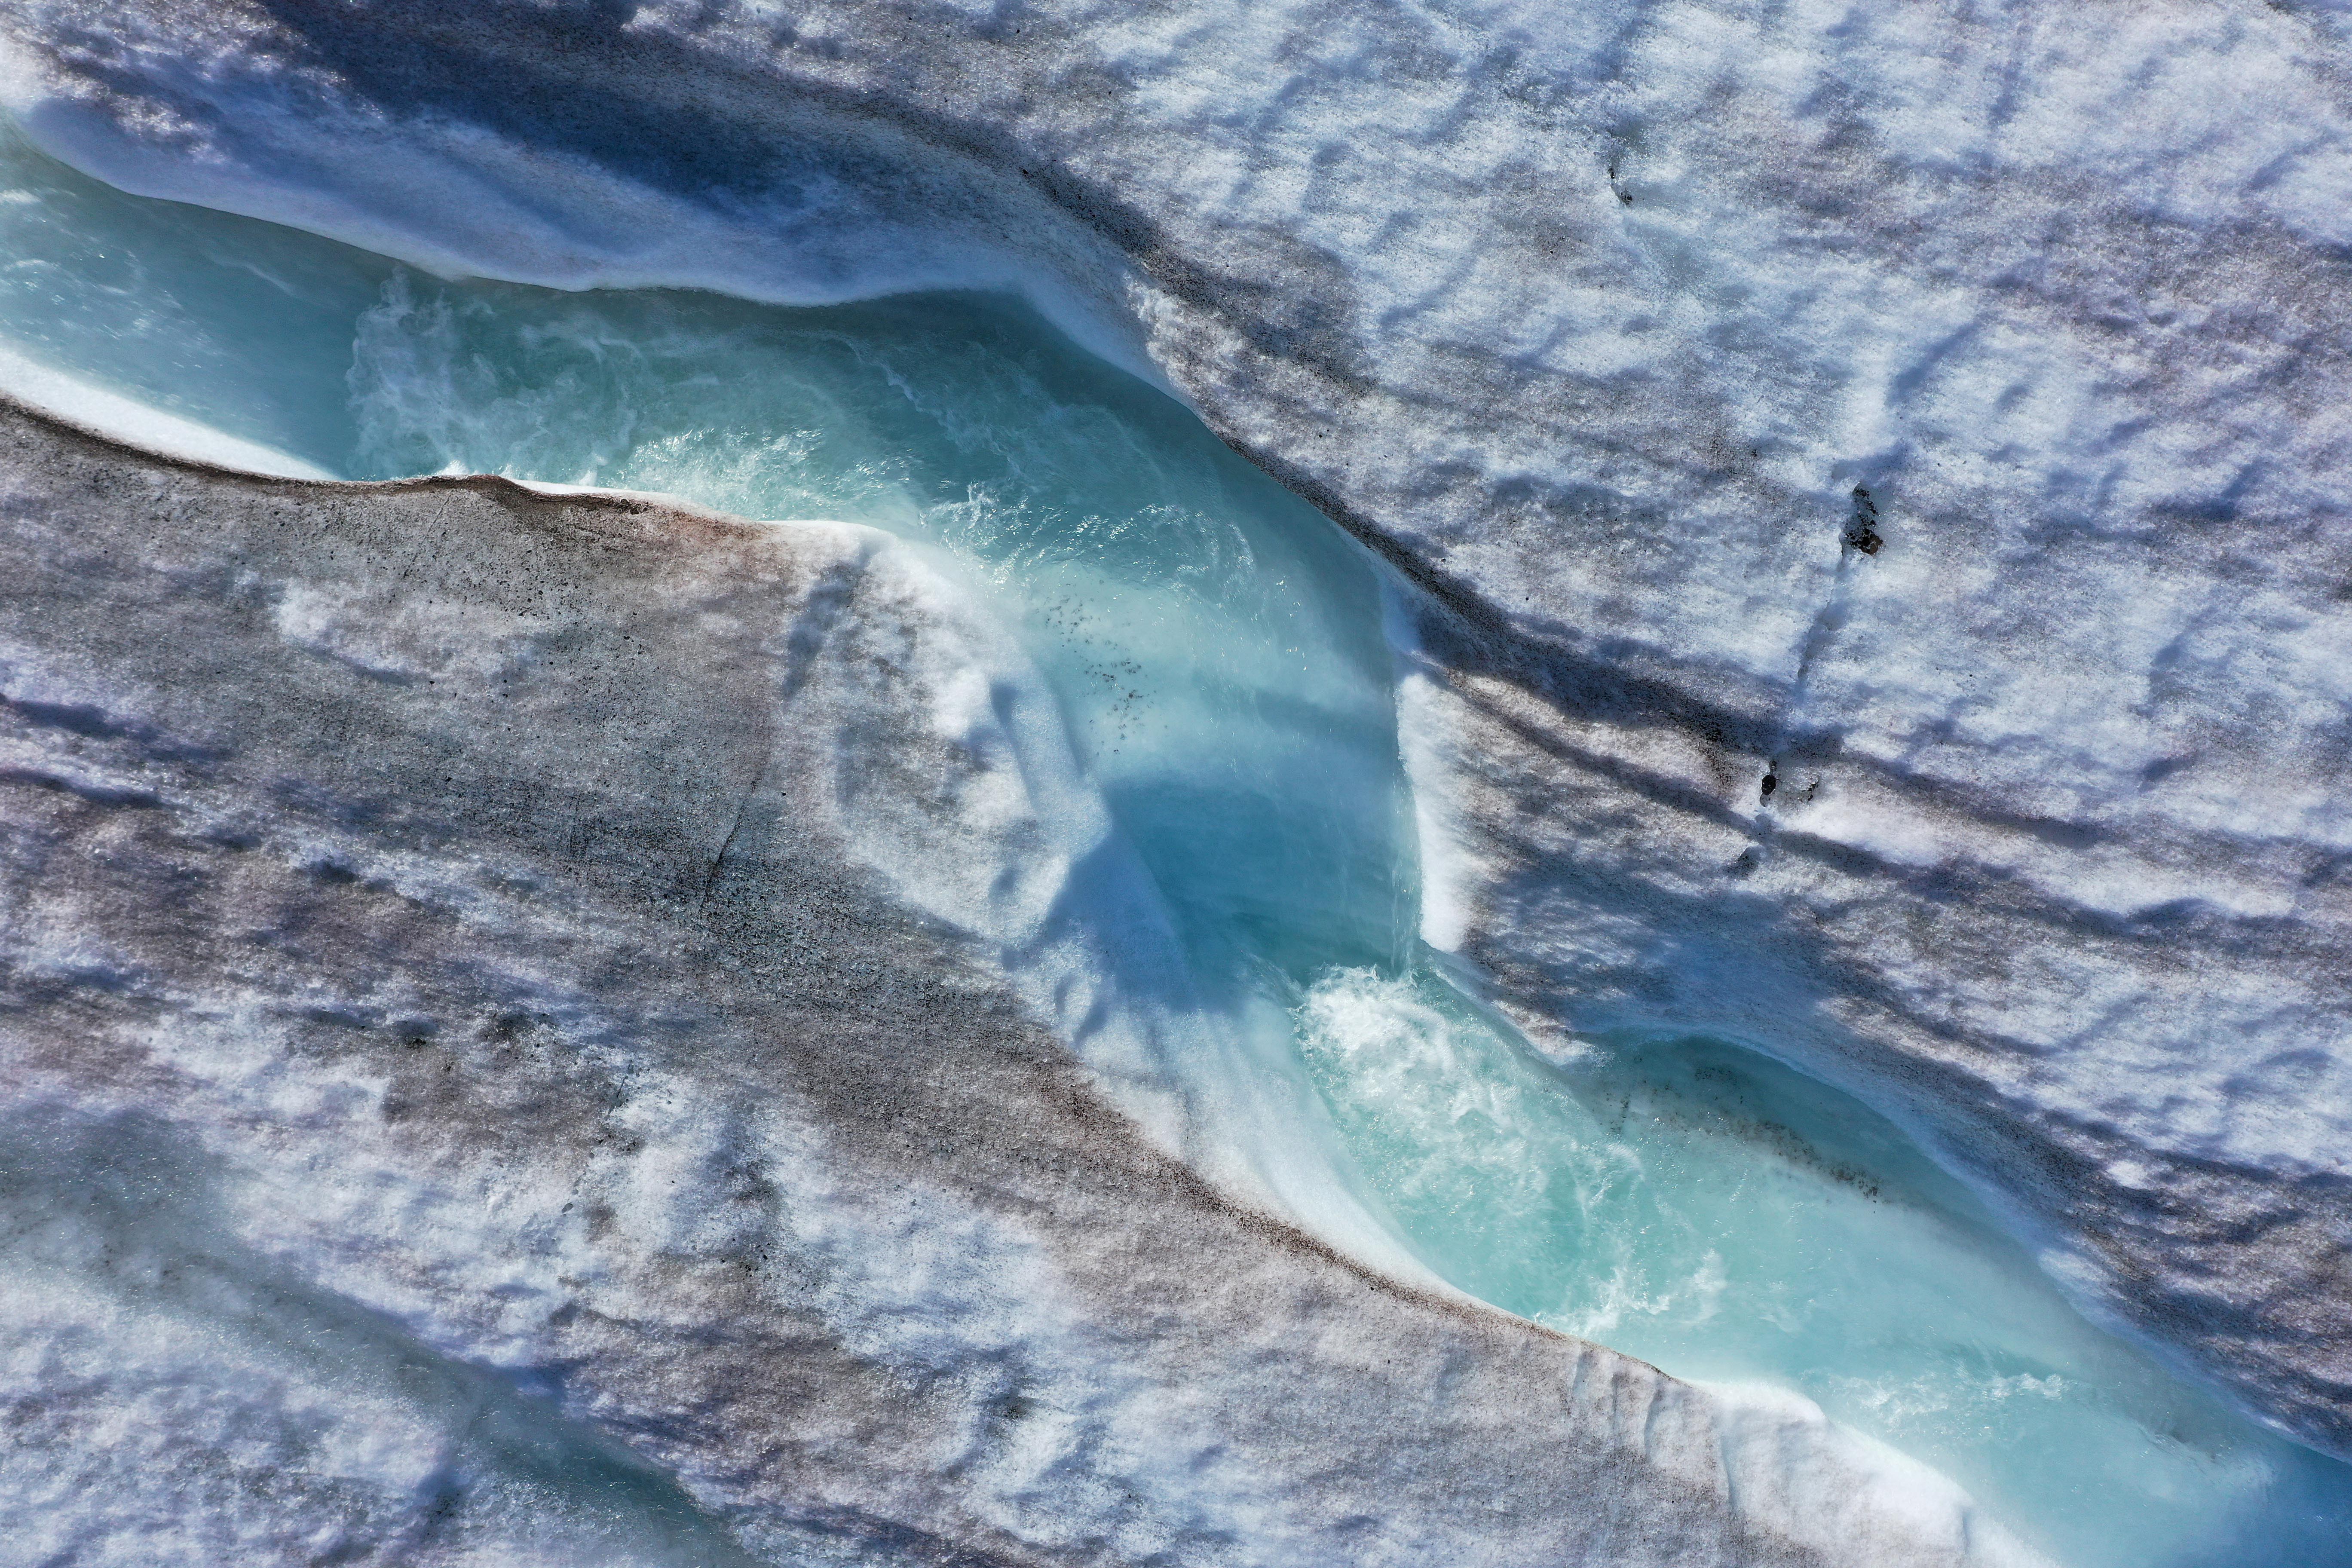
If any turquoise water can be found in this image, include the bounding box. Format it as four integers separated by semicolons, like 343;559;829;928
3;122;2349;1566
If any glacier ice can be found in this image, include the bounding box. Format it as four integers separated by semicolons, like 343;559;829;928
0;396;2066;1566
0;0;2350;1559
3;120;2350;1562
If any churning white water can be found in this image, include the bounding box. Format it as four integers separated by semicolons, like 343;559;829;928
2;121;2348;1567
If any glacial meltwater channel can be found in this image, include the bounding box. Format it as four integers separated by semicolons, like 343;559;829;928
3;122;2349;1567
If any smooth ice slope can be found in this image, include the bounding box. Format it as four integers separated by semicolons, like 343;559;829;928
2;128;2349;1565
3;0;2349;1457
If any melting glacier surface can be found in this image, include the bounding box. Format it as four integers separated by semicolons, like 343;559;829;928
2;122;2350;1568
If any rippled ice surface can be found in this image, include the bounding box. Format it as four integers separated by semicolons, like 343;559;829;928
3;124;2349;1567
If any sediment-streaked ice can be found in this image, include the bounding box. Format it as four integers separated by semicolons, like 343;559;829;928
0;391;2071;1568
5;0;2338;1465
0;121;2346;1565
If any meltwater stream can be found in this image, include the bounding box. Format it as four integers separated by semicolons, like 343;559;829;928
3;125;2350;1567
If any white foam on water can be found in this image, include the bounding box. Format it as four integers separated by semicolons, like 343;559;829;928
1291;963;2352;1568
